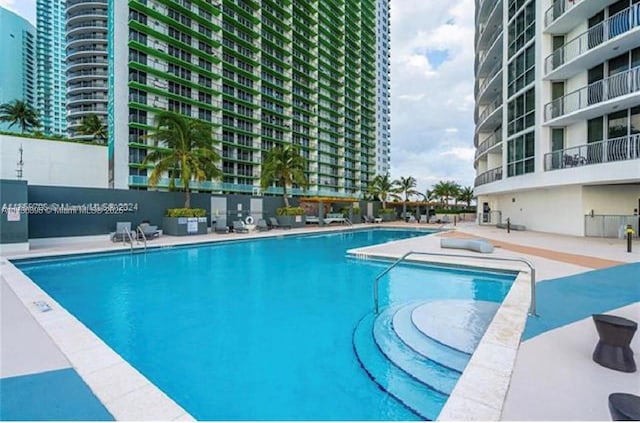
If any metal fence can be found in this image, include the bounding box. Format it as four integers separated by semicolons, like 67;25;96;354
584;214;639;238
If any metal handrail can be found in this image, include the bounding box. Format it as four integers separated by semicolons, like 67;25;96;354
136;226;147;252
373;251;537;316
123;229;134;253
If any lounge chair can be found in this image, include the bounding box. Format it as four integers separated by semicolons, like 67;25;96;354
214;218;229;234
408;215;417;223
324;213;348;225
419;214;428;223
362;215;373;223
269;217;290;229
137;223;160;239
111;222;132;242
373;216;383;223
233;220;249;233
306;215;320;224
257;219;271;231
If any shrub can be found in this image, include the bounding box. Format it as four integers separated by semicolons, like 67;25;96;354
166;208;206;217
276;206;305;216
379;208;396;215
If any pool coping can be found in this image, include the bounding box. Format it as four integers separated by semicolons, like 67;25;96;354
1;226;440;421
1;257;194;421
346;249;531;421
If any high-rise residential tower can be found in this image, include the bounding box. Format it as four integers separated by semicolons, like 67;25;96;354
473;0;640;236
375;0;390;175
110;0;379;197
66;0;109;138
0;7;36;133
36;0;67;136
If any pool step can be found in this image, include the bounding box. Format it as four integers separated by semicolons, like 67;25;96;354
392;302;471;373
373;305;461;395
411;300;500;355
353;313;448;420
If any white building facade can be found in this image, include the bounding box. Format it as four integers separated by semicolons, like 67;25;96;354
474;0;640;236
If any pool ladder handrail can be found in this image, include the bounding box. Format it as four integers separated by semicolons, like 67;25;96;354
345;217;353;226
373;251;537;316
122;228;134;253
136;226;147;253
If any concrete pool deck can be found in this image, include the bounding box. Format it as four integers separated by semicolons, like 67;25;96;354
1;222;639;420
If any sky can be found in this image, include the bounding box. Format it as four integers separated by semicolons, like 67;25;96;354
0;0;476;194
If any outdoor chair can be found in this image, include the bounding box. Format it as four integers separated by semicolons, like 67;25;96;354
408;215;417;223
214;218;229;234
306;215;320;224
233;220;249;233
269;217;291;229
257;219;271;231
111;222;132;242
137;222;160;240
362;215;373;223
419;214;428;223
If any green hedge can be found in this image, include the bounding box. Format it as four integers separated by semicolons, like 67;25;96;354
433;208;476;214
276;206;305;216
379;208;396;214
165;208;207;217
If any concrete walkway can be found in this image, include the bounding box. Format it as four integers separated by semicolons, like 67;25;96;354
1;222;639;420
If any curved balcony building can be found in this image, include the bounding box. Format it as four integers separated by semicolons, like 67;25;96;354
66;0;108;139
473;0;640;237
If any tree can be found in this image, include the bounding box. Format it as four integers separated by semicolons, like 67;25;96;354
432;180;461;209
457;186;475;207
0;100;40;133
367;173;398;209
143;111;222;208
77;114;107;143
393;176;419;217
260;144;309;208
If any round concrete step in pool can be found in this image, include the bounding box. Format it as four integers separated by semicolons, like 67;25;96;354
353;312;448;420
392;302;471;373
373;305;461;395
411;300;500;354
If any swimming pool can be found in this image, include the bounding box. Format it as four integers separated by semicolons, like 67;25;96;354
16;229;515;420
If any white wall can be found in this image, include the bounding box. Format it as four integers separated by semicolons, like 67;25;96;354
480;185;585;236
583;184;640;215
0;135;108;187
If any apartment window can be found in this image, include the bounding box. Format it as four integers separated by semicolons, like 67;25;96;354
507;44;535;97
507;87;535;136
507;131;535;177
508;1;535;56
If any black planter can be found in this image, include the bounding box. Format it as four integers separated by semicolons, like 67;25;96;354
277;215;306;228
162;217;208;236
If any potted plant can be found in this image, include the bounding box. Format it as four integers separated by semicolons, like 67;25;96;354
378;208;397;222
276;206;306;228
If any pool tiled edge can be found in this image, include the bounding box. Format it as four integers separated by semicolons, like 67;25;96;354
1;258;195;421
437;272;530;420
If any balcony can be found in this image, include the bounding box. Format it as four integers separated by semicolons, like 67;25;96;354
128;175;258;193
545;4;640;79
544;66;640;125
476;30;503;77
476;62;502;104
476;0;502;50
544;0;620;34
543;135;640;171
475;131;503;161
474;166;503;187
476;97;503;132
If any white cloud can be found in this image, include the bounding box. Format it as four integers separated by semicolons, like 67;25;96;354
389;0;476;193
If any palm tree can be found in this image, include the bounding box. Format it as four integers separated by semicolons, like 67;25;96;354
432;180;461;209
0;100;40;133
77;114;107;143
143;111;222;208
367;173;398;209
457;186;475;208
393;176;419;218
260;144;309;208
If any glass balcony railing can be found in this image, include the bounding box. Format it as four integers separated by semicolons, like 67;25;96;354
543;135;640;171
544;66;640;121
544;0;585;28
474;166;503;187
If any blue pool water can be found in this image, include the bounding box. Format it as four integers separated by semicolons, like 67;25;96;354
17;229;515;420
